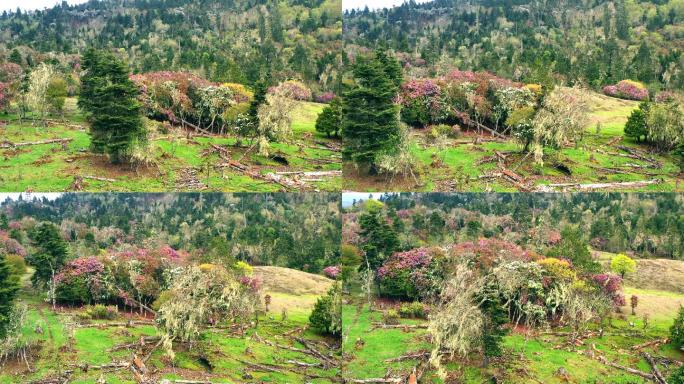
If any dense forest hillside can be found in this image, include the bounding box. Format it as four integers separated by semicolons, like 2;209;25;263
344;193;684;260
1;193;341;271
344;0;683;91
0;0;343;91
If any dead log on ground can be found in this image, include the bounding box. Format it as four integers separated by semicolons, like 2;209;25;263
370;323;428;330
0;138;73;149
631;339;668;351
82;175;116;182
595;355;656;381
295;337;336;366
536;179;662;192
642;352;668;384
287;360;322;367
109;336;162;352
384;351;430;363
347;378;402;383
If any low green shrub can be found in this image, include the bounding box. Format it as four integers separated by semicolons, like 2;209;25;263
399;301;427;319
383;309;401;325
81;304;118;320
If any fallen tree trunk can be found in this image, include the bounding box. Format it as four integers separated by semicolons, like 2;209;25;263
371;323;428;330
643;352;668;384
0;138;73;148
596;355;656;381
275;171;342;177
287;360;321;367
346;378;402;383
631;339;668;351
77;320;155;329
295;337;336;367
384;351;430;363
536;179;661;191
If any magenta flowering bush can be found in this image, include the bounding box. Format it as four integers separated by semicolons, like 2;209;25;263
448;238;537;270
0;230;27;257
655;91;678;103
378;247;439;300
323;265;341;279
603;80;649;101
239;275;263;293
315;92;336;103
592;273;626;307
268;80;312;101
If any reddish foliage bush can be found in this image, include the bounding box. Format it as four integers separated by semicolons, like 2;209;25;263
315;92;336;103
603;80;649;101
592;273;626;307
268;80;312;101
323;265;341;279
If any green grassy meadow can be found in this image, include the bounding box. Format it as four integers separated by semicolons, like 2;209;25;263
1;267;340;383
0;99;341;192
342;258;684;383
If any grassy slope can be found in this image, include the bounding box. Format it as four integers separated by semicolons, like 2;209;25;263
343;91;683;192
343;260;684;383
0;99;341;192
0;267;339;383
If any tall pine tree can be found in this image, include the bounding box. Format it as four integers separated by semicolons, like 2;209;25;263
0;254;20;339
79;49;144;164
342;50;403;172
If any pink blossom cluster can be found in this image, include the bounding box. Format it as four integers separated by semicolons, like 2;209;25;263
8;222;21;230
378;248;433;279
448;238;534;270
0;230;27;256
239;275;263;292
315;92;336;103
0;83;9;110
323;265;341;279
54;257;104;284
592;273;626;307
401;79;441;101
268;80;312;101
0;63;22;83
603;80;649;101
655;91;677;103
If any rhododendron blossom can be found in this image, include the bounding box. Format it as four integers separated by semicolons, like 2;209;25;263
323;266;341;279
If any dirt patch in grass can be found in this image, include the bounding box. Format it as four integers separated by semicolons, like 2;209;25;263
253;266;333;297
624;258;684;293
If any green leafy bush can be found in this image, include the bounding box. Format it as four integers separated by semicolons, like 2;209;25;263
382;309;400;325
671;306;684;350
81;304;118;320
309;283;341;336
670;365;684;384
399;301;426;319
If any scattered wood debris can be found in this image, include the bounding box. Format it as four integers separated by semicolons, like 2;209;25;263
0;138;73;149
536;179;662;192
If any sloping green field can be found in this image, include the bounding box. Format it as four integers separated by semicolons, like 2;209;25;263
344;91;683;192
0;99;341;192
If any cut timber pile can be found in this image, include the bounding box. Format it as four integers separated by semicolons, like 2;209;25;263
0;138;73;149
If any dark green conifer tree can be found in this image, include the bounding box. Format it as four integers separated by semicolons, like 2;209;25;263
0;254;20;339
79;49;144;163
342;51;402;172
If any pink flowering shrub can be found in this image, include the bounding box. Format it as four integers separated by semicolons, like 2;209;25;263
0;82;10;111
655;91;678;103
0;63;22;83
239;275;262;293
54;257;107;305
448;238;537;271
0;231;26;257
268;80;312;101
603;80;649;101
398;70;528;129
323;265;341;279
592;273;626;307
315;92;336;103
378;247;441;300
